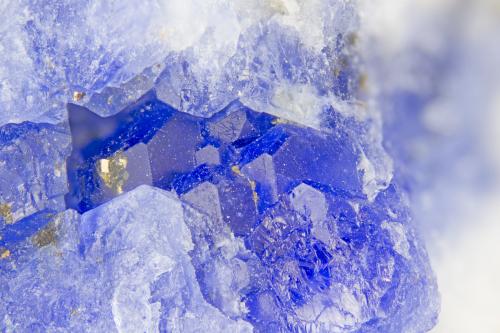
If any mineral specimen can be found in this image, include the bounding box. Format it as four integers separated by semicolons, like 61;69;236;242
0;1;439;332
1;94;439;332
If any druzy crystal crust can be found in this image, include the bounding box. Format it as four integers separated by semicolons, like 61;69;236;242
0;1;439;332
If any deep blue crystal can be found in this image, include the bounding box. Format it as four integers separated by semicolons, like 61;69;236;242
39;90;439;332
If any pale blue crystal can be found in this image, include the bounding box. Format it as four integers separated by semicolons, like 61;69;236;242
0;186;253;332
0;122;71;228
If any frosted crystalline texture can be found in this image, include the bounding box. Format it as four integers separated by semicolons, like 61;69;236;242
0;0;359;125
0;122;71;234
247;184;438;332
0;187;253;332
0;0;231;125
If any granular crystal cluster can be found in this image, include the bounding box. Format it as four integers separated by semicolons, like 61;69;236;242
0;1;439;332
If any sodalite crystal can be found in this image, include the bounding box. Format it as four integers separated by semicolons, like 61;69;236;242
37;91;437;332
0;1;439;332
0;186;253;332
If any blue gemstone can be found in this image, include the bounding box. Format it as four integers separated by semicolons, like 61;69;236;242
40;88;440;332
0;2;439;331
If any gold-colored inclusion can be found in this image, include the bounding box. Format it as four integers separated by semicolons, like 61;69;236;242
0;248;10;259
231;165;259;208
32;223;58;248
358;72;368;92
73;91;85;101
97;152;129;194
0;203;13;224
249;180;259;206
231;165;242;175
333;56;348;78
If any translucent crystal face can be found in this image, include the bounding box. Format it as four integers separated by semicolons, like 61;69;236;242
57;93;438;332
0;123;71;247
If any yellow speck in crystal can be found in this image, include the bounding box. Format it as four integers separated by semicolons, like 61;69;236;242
232;166;259;208
231;165;242;175
73;91;85;101
249;180;259;206
1;249;10;259
97;152;129;194
32;222;58;248
0;203;13;224
100;159;110;173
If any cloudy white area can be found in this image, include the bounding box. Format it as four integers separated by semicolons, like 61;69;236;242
0;0;351;126
3;0;392;200
431;194;500;332
360;0;500;331
0;0;243;125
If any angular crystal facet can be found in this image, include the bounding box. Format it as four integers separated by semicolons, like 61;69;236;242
53;92;439;332
0;187;253;332
0;122;71;234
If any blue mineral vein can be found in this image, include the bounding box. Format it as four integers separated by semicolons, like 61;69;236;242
0;1;439;332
